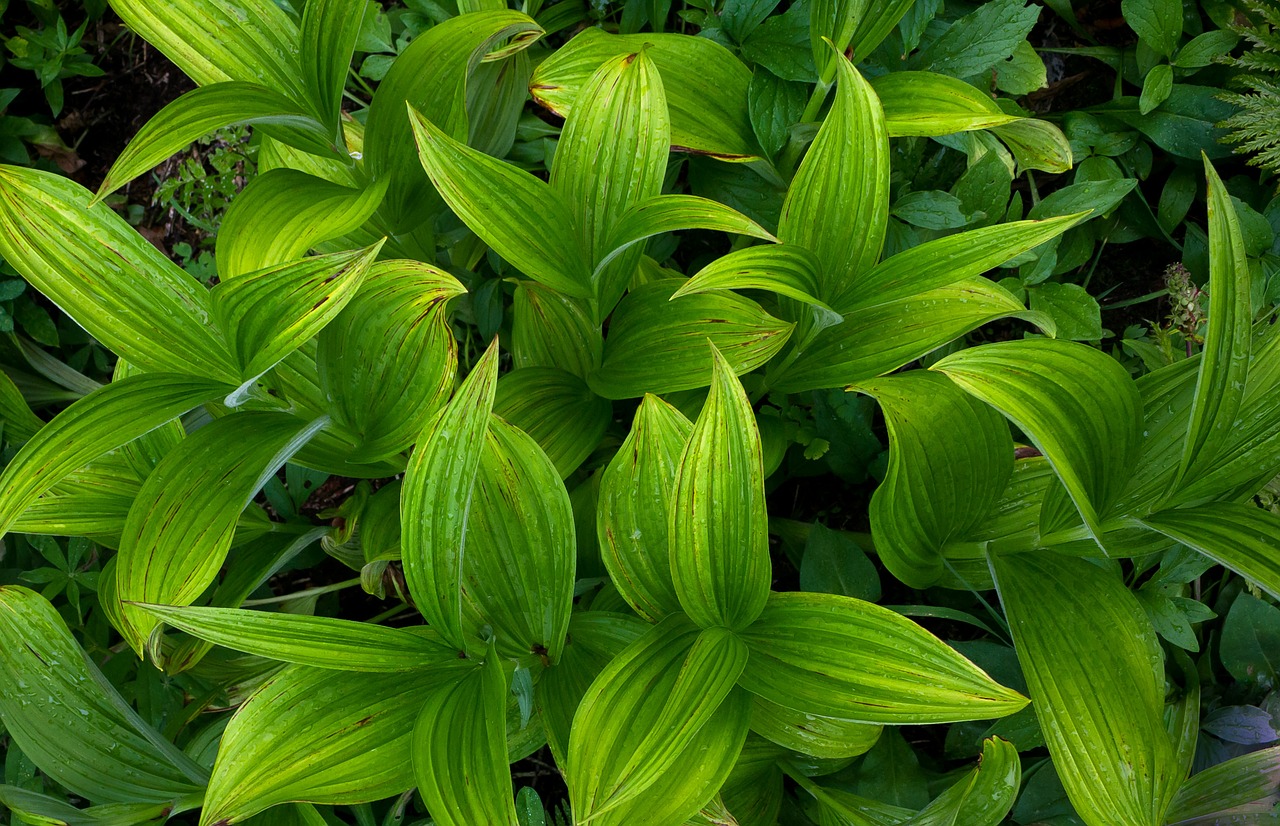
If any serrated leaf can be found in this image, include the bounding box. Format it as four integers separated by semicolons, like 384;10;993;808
493;367;611;478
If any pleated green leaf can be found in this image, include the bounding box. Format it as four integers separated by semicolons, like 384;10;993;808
737;592;1029;723
590;280;793;399
116;412;326;653
568;618;750;819
873;71;1020;135
774;278;1053;394
530;27;759;160
0;374;230;538
0;369;44;443
493;367;611;478
511;282;602;379
674;244;834;313
95;83;340;199
855;371;1013;588
749;695;882;760
216;170;386;278
670;345;771;630
299;0;366;127
991;552;1177;826
130;604;464;672
0;586;207;804
316;260;462;462
779;53;888;301
201;664;461;825
1140;503;1280;601
408;105;590;297
1175;158;1253;489
401;341;499;651
0;168;238;381
910;736;1021;826
598;394;693;621
1164;744;1280;822
0;786;177;826
933;339;1143;549
836;215;1087;313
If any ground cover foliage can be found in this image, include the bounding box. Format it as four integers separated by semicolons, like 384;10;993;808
0;0;1278;824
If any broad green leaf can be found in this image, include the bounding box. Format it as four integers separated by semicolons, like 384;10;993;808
810;0;869;75
316;260;462;462
848;0;919;58
874;72;1019;135
0;786;176;826
779;53;888;301
1175;159;1252;490
110;0;305;98
991;552;1176;826
1122;0;1181;56
408;105;590;297
511;282;602;380
0;586;207;804
1139;503;1280;602
990;118;1074;174
412;652;516;826
216;170;387;278
674;244;834;313
0;168;238;381
670;345;771;630
854;372;1013;588
836;215;1087;313
300;0;366;127
1165;745;1280;821
130;604;463;672
116;412;326;653
202;664;459;824
589;280;793;399
774;278;1053;393
493;368;611;478
737;592;1029;723
568;618;749;818
932;339;1143;549
401;341;499;652
530;27;759;160
913;0;1039;78
1139;64;1173;115
598;394;692;621
721;736;786;826
0;369;44;443
0;374;230;538
550;50;669;314
95;83;341;199
909;737;1021;825
749;695;882;759
748;70;806;159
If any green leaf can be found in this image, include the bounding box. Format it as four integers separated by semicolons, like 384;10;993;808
854;371;1013;588
202;664;458;824
799;524;880;602
1138;64;1173;115
1140;503;1280;603
0;369;44;443
129;604;464;672
874;72;1020;135
116;412;326;654
216;170;387;278
913;0;1040;78
95;83;340;199
412;652;516;826
493;368;611;479
738;592;1028;723
991;552;1176;826
1122;0;1181;56
1172;30;1239;68
932;339;1143;549
912;736;1022;825
779;53;888;301
0;374;230;538
299;0;366;127
673;244;834;314
1220;593;1280;689
838;215;1086;312
0;168;238;381
1089;86;1234;159
749;694;882;759
568;618;749;818
530;27;760;160
589;279;793;400
0;786;176;826
891;190;972;230
1027;282;1104;341
748;70;806;159
0;586;207;804
670;345;772;630
997;41;1048;96
740;5;815;82
1165;745;1280;820
511;282;602;380
1028;179;1137;220
408;105;590;298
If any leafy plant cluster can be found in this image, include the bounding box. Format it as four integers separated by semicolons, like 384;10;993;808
0;0;1277;825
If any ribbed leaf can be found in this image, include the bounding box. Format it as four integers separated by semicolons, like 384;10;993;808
0;586;207;804
1165;745;1280;821
749;695;882;759
216;170;386;278
299;0;366;127
779;53;888;301
568;618;749;818
0;374;230;538
116;412;326;653
774;278;1053;393
201;664;460;825
0;786;176;826
933;339;1143;549
598;395;692;621
493;367;611;478
670;345;771;630
316;260;462;462
0;168;238;381
0;369;44;443
674;244;833;313
130;604;463;672
530;28;759;159
589;280;793;399
737;592;1029;723
991;552;1176;826
95;83;340;198
855;371;1013;588
911;737;1021;825
874;71;1019;135
401;341;498;651
1140;503;1280;601
413;651;516;826
408;105;590;297
511;282;602;379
